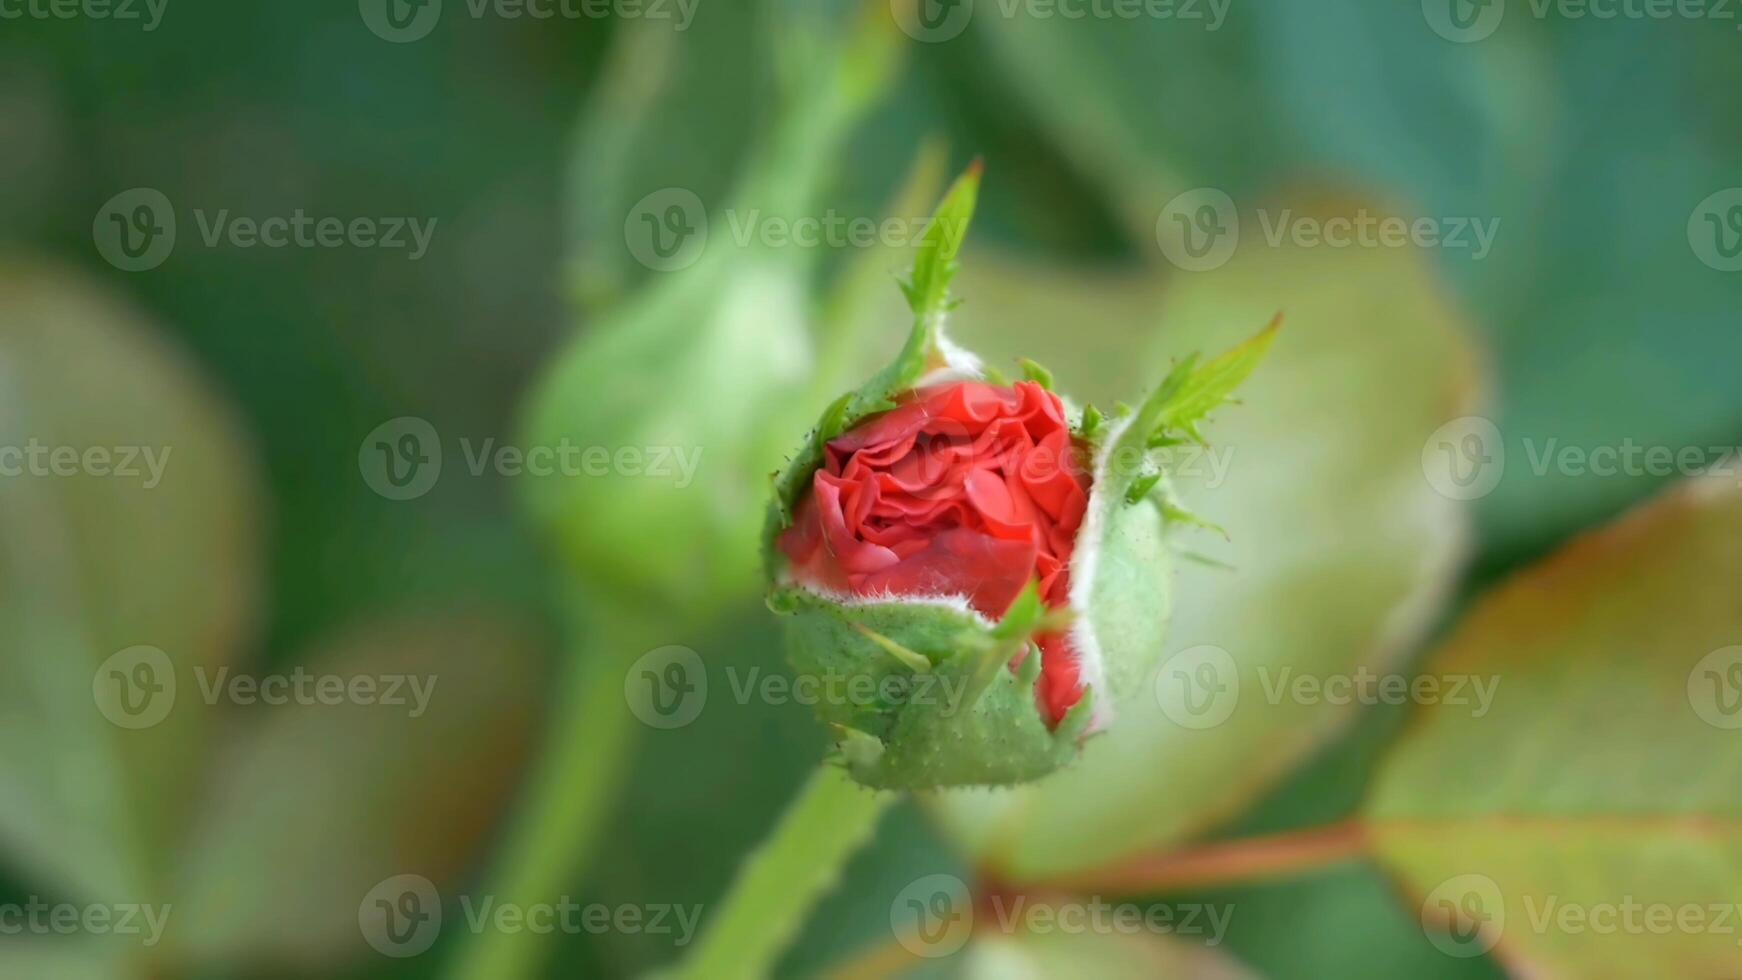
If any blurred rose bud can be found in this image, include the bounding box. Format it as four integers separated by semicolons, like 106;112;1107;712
764;164;1277;789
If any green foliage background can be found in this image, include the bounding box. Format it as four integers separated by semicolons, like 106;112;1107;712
1;0;1740;977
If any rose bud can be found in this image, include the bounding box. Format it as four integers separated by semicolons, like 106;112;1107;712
763;163;1276;790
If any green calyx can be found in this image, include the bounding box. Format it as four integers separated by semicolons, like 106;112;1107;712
771;586;1093;789
763;163;1277;791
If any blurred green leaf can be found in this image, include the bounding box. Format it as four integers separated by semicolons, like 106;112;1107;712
0;261;259;901
969;0;1524;237
929;201;1482;880
1185;864;1506;980
168;610;544;970
563;13;769;310
1367;473;1742;977
522;4;900;618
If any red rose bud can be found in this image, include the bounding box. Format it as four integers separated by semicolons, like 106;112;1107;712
777;380;1092;726
763;164;1276;789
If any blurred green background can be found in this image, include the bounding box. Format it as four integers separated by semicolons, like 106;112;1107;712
2;0;1740;977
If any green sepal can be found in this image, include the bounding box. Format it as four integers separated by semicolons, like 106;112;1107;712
1079;403;1106;441
772;586;1090;790
1096;316;1279;505
1142;315;1279;447
1018;358;1055;391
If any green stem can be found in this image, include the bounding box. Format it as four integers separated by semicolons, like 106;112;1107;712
669;764;895;980
441;599;650;980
